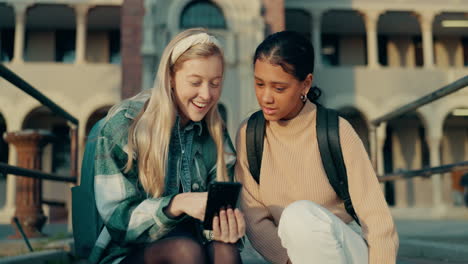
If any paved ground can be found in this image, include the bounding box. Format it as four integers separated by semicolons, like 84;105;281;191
1;218;468;263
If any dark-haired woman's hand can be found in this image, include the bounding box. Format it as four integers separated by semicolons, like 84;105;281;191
165;192;208;221
212;208;245;243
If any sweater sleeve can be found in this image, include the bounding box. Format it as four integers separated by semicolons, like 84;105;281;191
339;118;399;264
235;122;289;264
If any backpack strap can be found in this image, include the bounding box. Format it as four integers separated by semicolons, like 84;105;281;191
246;110;265;184
316;104;360;225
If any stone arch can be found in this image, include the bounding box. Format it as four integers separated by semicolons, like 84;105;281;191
436;96;468;126
337;106;370;153
84;105;112;137
15;90;78;130
325;94;378;120
79;94;119;125
168;0;230;33
382;95;430;130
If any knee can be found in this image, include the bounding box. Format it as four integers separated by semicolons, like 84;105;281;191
145;238;205;263
279;200;335;236
172;238;205;261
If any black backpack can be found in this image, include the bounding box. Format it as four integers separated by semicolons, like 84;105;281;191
246;103;360;224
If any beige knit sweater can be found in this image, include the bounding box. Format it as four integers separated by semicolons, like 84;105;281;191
235;101;399;264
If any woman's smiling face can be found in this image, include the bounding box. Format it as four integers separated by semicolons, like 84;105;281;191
172;55;223;125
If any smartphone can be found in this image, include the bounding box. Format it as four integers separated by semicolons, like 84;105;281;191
203;182;242;230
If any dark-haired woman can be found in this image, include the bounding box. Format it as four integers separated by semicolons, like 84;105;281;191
235;31;398;264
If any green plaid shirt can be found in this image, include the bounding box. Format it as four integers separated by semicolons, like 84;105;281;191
89;97;236;264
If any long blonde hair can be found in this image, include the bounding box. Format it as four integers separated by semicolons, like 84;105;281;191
123;28;228;197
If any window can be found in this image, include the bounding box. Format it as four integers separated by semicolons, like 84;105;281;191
180;0;226;29
322;34;339;66
378;35;388;66
55;30;76;63
0;29;14;62
413;36;423;67
109;30;121;64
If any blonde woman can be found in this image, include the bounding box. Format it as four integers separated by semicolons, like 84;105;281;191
90;28;245;264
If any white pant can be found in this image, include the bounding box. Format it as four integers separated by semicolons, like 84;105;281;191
278;200;368;264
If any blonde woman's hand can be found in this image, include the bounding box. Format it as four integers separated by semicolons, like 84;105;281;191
212;208;245;243
165;192;208;221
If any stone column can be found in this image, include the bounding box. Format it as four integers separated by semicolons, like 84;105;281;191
362;9;382;68
417;11;436;68
12;3;29;63
5;130;53;238
427;125;444;211
74;4;89;64
376;123;387;176
310;9;323;68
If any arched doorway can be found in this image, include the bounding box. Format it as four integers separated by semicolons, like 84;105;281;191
22;106;70;222
180;0;227;30
442;108;468;207
384;113;430;207
338;106;370;154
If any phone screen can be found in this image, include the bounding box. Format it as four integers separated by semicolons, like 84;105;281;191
203;182;242;230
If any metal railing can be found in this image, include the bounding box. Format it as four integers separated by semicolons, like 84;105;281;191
369;75;468;181
0;63;78;183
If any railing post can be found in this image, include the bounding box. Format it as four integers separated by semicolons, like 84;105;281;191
5;130;53;238
68;123;78;233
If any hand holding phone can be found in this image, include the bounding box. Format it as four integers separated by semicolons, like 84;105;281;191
203;182;242;230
